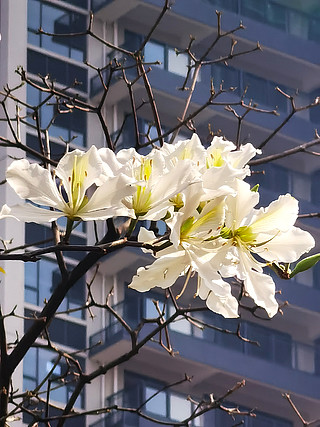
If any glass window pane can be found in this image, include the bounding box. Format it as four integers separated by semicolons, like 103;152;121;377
50;125;70;141
169;394;191;421
145;298;160;318
268;84;288;112
291;173;311;201
144;41;165;68
266;3;286;30
23;377;37;391
27;0;41;31
25;263;38;305
169;311;191;335
39;259;60;304
28;30;40;46
212;64;240;94
24;347;37;379
244;72;268;106
25;262;37;289
145;386;167;417
168;48;188;77
241;0;266;22
288;11;308;39
42;5;69;56
247;324;272;360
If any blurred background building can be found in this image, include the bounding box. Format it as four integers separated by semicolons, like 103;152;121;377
1;0;320;425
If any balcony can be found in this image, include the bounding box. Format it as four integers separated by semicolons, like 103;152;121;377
90;43;319;156
89;377;295;427
89;291;320;401
90;0;320;82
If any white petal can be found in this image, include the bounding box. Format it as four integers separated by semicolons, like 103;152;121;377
138;227;157;242
189;197;225;238
225;180;259;229
201;163;241;199
6;159;64;209
76;206;134;221
237;249;278;317
149;160;198;207
250;194;298;234
98;147;123;179
83;174;135;213
0;203;63;223
165;133;206;165
129;251;188;292
255;226;315;263
205;288;239;318
227;143;258;169
55;146;104;205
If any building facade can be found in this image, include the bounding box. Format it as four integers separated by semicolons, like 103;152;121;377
1;0;320;426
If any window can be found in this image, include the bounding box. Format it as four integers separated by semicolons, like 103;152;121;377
291;172;311;202
24;308;86;349
27;49;88;93
23;347;85;408
26;84;87;148
144;41;165;69
241;0;267;23
120;373;196;426
168;48;189;77
28;0;87;61
170;394;192;421
24;258;86;319
211;64;240;94
266;2;287;30
205;0;239;13
144;39;196;79
243;72;288;112
246;323;292;367
145;386;167;417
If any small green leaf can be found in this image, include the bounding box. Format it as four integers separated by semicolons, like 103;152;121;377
251;184;259;192
289;253;320;278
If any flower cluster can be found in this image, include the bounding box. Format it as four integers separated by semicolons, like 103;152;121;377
0;134;315;318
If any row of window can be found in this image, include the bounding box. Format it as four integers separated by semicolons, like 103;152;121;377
28;0;88;61
205;0;320;43
107;32;320;123
26;84;87;148
25;252;87;319
90;289;320;375
250;162;317;205
97;371;293;427
27;49;88;93
23;346;85;422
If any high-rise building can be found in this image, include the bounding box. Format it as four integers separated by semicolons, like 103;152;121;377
0;0;320;426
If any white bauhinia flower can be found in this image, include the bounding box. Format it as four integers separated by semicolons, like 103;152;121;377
103;147;198;220
216;179;315;317
160;133;259;201
0;146;135;223
129;184;239;318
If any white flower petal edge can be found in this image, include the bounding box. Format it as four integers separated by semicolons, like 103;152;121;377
0;203;64;223
6;159;64;209
250;194;299;234
1;146;135;223
129;251;188;292
237;249;278;317
256;226;315;263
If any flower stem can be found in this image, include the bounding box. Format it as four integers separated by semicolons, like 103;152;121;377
126;218;138;237
64;218;75;244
